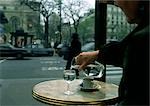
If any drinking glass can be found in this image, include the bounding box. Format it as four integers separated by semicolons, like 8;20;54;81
63;69;76;95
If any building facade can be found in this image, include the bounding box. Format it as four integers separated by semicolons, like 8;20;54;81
79;4;136;44
0;0;41;45
107;4;137;41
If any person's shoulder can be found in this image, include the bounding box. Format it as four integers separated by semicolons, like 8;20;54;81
133;25;149;40
135;25;149;36
130;25;149;45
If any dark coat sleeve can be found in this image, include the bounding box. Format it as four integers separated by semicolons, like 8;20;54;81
118;25;149;104
99;25;149;104
97;41;124;67
70;39;81;56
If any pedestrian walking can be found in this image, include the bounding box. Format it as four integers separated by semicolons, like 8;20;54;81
65;33;81;78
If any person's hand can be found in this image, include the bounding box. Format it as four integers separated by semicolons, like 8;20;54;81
75;50;99;70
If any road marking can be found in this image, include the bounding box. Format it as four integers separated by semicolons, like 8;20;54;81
106;67;122;70
106;70;122;76
41;67;64;71
40;61;61;64
0;59;6;63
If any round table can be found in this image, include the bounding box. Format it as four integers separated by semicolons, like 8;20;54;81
32;79;118;106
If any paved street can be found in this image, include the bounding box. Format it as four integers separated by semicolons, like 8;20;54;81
0;56;66;106
0;56;122;106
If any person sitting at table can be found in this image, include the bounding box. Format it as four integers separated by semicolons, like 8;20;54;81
75;0;149;105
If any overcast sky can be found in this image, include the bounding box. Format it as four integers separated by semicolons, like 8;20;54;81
86;0;95;8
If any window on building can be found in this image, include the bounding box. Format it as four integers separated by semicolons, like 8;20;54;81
10;16;20;32
3;6;6;10
107;4;136;41
14;6;18;10
27;16;33;30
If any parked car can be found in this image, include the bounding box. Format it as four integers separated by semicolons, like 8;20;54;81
24;44;54;56
0;43;31;59
81;42;95;52
57;42;95;59
56;43;70;59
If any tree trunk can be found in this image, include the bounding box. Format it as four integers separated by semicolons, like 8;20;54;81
74;25;78;33
44;16;49;48
75;27;78;33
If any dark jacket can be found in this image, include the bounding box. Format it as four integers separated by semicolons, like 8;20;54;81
65;36;81;70
98;23;149;105
69;38;81;58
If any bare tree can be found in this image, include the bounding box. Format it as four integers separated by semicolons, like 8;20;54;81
62;0;89;33
21;0;57;47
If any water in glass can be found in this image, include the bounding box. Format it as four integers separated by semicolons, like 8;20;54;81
63;70;76;95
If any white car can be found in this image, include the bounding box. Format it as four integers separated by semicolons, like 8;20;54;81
24;44;54;56
81;42;95;52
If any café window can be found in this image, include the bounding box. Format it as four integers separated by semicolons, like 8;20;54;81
10;16;20;32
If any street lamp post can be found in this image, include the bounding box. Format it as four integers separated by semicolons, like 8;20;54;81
58;0;62;44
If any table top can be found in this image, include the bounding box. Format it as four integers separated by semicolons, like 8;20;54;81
32;79;118;106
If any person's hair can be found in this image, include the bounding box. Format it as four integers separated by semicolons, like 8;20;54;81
72;33;79;39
